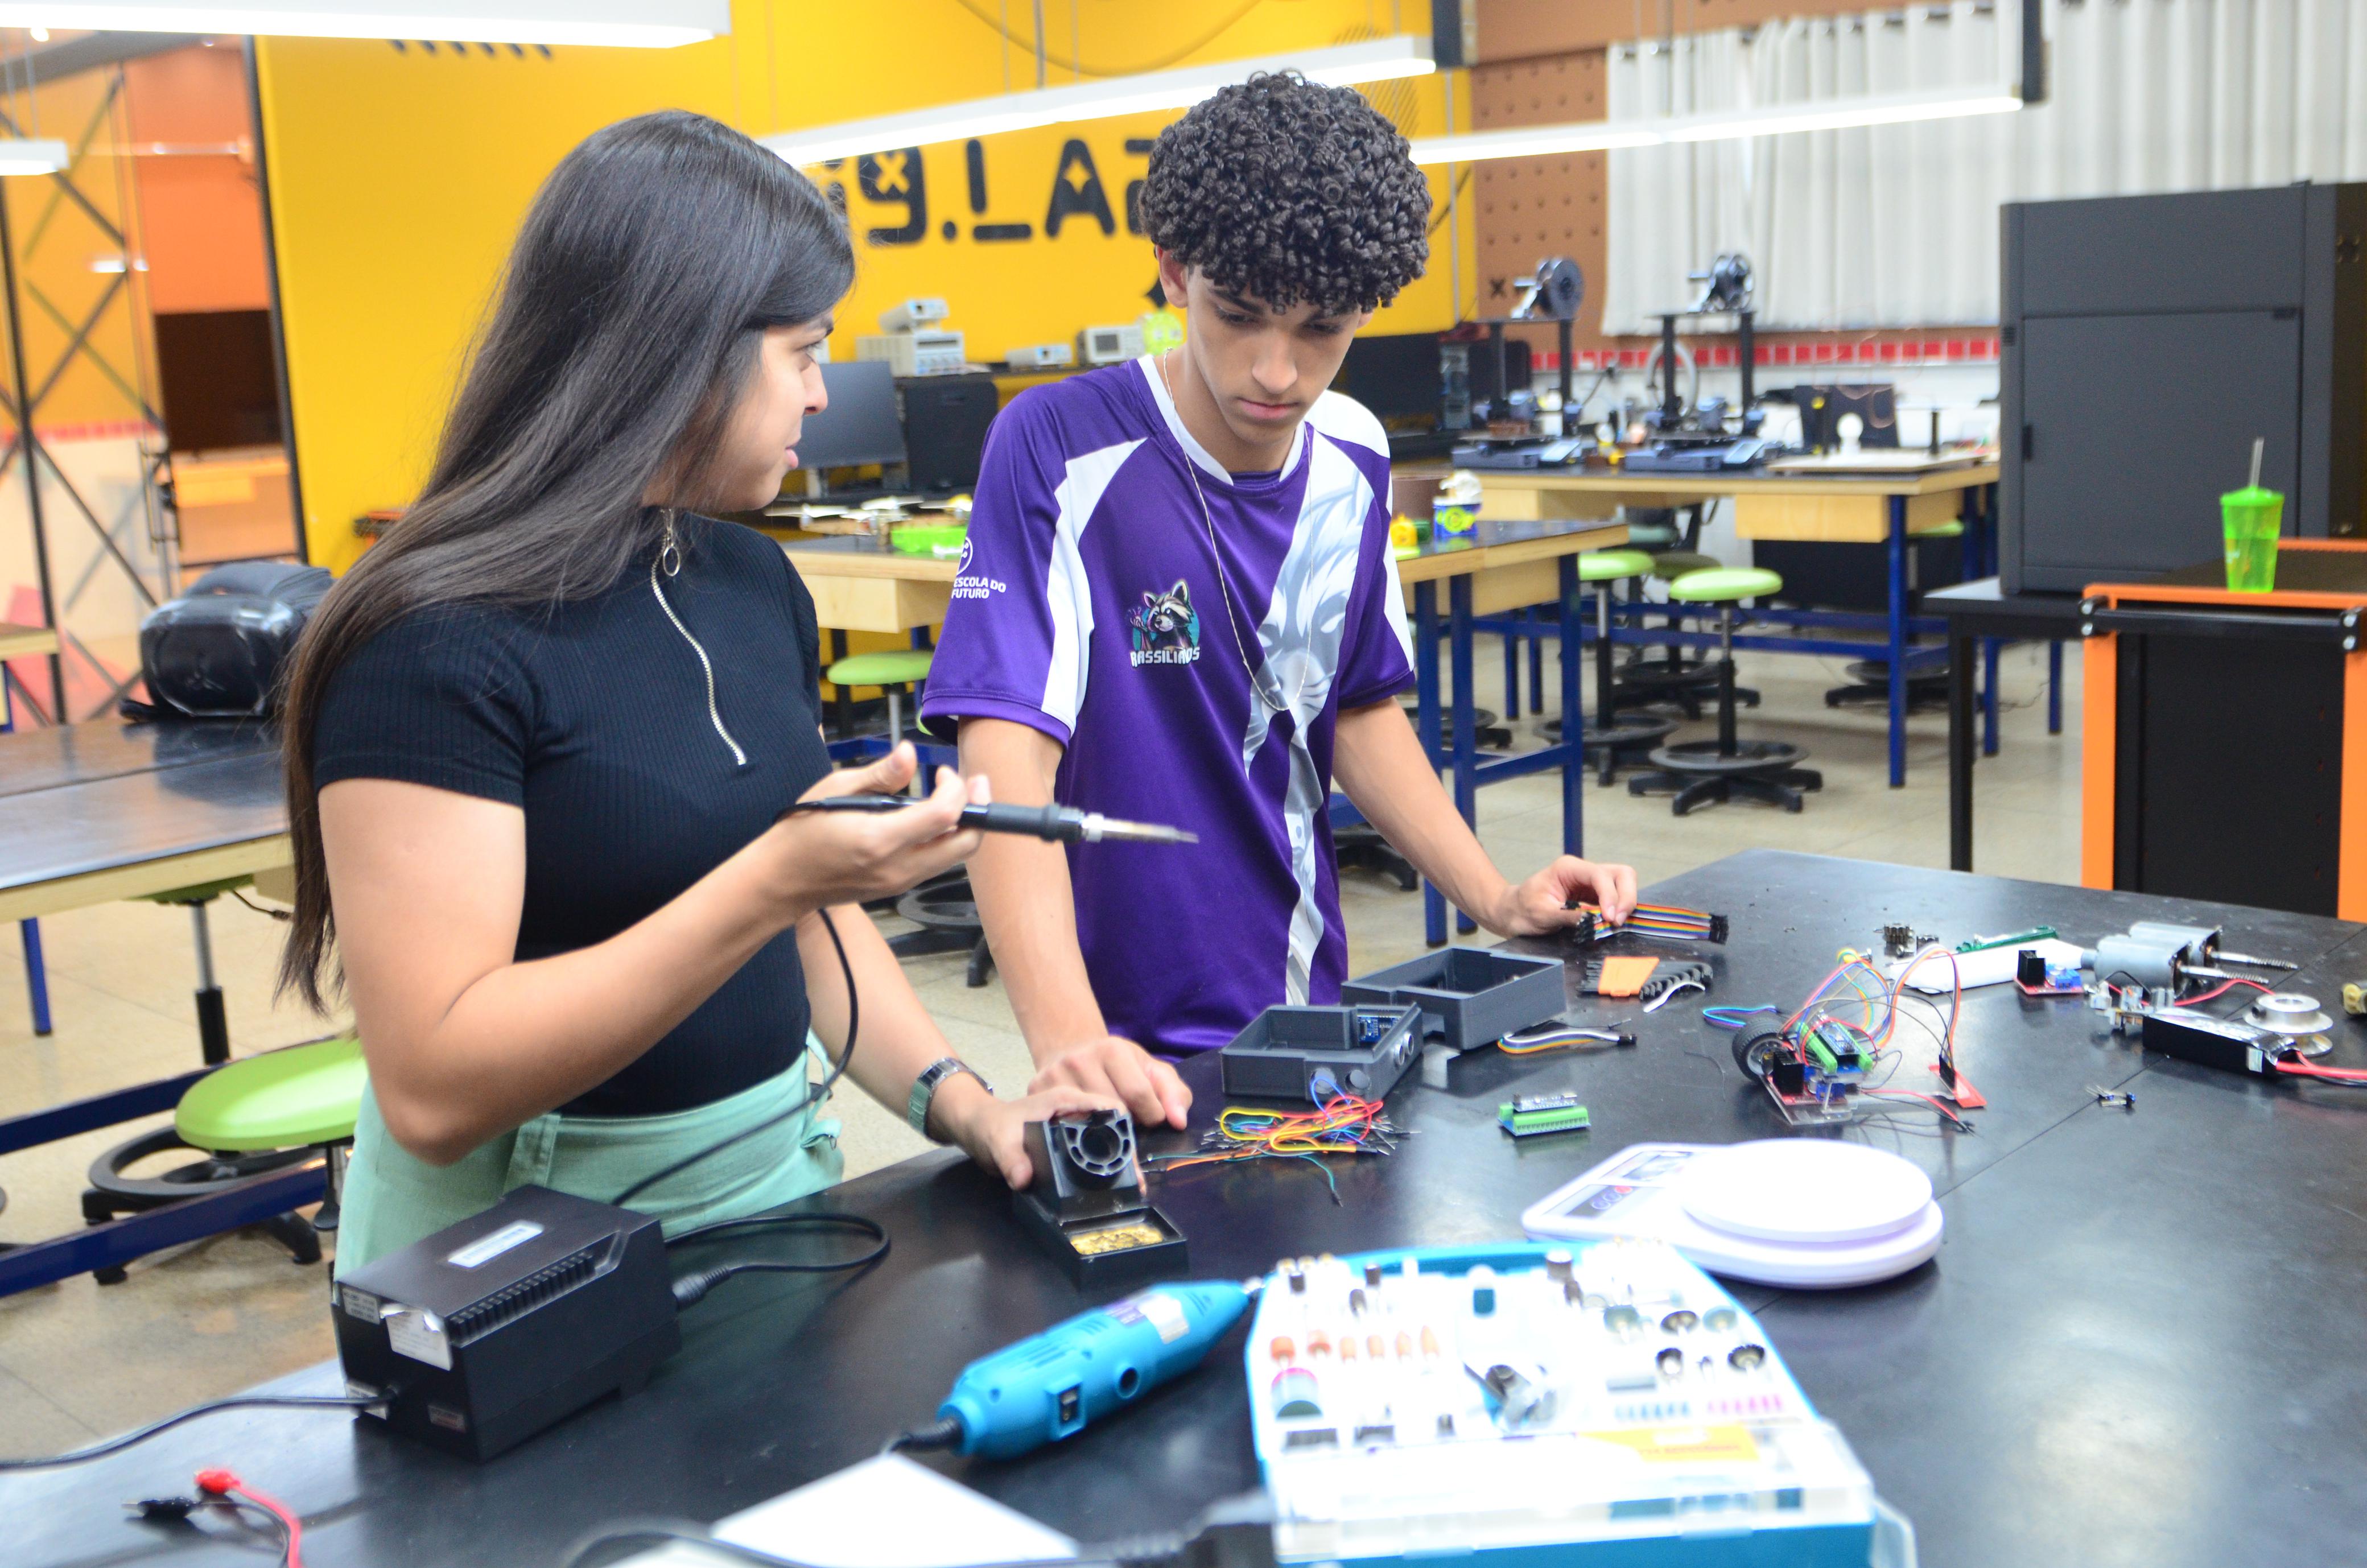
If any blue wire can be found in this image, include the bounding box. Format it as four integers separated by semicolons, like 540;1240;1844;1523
1702;1005;1780;1030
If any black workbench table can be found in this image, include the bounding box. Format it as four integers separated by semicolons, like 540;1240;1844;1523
1924;577;2088;876
12;850;2367;1567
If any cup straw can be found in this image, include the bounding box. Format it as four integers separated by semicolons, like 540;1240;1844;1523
2249;437;2264;490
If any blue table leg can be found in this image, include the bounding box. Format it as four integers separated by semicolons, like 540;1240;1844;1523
1886;495;1908;787
1416;580;1445;947
2;678;45;1038
2047;639;2063;735
1982;637;2002;756
1450;575;1478;936
1501;621;1519;725
1559;556;1583;857
19;918;48;1037
1529;610;1545;715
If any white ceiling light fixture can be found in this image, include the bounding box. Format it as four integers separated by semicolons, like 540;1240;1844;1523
1408;82;2025;166
765;34;1434;167
0;1;727;47
0;137;67;174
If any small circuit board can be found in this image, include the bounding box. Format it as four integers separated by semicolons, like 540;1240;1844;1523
1498;1093;1591;1138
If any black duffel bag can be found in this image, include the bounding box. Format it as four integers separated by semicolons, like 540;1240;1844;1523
135;561;332;719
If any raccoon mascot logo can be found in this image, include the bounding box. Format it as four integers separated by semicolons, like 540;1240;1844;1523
1127;578;1202;667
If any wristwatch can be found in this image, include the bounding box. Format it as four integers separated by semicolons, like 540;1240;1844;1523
908;1057;992;1141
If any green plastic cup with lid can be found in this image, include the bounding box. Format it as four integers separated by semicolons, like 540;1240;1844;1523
2222;438;2282;593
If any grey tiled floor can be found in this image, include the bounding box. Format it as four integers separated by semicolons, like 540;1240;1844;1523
0;639;2078;1452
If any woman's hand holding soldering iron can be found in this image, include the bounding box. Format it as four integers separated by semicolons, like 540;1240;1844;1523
759;744;987;915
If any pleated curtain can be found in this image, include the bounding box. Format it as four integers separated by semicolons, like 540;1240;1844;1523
1603;0;2367;331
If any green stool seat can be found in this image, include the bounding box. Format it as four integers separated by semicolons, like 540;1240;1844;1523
176;1036;365;1153
824;649;935;689
1578;548;1656;582
1649;551;1722;581
827;648;937;791
1668;567;1783;604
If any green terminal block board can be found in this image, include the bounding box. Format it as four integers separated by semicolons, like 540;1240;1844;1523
1499;1096;1591;1138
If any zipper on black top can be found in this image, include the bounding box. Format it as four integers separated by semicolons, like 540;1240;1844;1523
649;515;749;768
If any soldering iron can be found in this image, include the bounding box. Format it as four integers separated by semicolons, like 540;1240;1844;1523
888;1280;1255;1460
783;794;1198;845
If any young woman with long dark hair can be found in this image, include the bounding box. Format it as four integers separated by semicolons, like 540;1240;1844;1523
282;111;1106;1271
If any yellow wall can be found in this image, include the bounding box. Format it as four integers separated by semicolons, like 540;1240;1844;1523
257;3;1475;572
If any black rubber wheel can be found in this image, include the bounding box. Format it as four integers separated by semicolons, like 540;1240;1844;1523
1734;1031;1790;1081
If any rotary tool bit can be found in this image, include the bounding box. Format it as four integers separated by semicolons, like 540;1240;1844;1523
782;794;1197;845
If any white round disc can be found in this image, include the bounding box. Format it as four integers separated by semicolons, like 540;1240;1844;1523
1679;1140;1935;1245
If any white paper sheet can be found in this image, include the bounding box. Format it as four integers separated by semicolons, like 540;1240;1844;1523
712;1454;1079;1568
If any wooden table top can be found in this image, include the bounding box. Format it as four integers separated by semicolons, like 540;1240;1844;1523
0;621;58;660
1403;460;2001;500
780;516;1631;588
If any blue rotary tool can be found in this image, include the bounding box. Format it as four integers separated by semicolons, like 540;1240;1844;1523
889;1280;1254;1460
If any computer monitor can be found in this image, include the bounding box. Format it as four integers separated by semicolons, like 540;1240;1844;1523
1335;333;1445;430
793;360;908;472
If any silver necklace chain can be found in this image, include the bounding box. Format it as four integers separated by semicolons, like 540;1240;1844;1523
1158;349;1286;716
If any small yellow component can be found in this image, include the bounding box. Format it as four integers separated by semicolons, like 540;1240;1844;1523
2344;981;2366;1017
1366;1334;1386;1360
1420;1326;1442;1360
1269;1336;1296;1364
1585;1425;1760;1465
1394;1331;1414;1360
1069;1222;1168;1256
1340;1332;1359;1361
1306;1330;1332;1357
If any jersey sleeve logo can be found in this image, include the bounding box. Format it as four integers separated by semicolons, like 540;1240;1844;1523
951;533;1007;599
1127;578;1202;667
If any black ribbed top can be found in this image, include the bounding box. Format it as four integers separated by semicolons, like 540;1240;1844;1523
312;515;833;1116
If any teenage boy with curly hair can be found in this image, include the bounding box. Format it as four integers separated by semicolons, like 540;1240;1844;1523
922;73;1637;1125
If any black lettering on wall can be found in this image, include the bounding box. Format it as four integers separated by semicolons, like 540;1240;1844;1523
964;136;1032;240
857;148;926;245
1045;138;1116;238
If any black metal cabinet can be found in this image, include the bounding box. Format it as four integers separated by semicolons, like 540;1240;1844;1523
2003;184;2367;591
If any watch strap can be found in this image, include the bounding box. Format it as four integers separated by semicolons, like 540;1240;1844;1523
908;1057;991;1140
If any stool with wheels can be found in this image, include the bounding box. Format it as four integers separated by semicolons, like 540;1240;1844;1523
1824;520;1960;712
1536;549;1679;783
1612;551;1756;720
1628;568;1822;815
824;648;935;792
81;1035;365;1282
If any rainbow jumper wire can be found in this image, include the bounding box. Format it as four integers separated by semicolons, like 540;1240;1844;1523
1572;902;1729;944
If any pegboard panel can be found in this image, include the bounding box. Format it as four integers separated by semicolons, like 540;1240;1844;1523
1477;0;1875;63
1470;51;1607;349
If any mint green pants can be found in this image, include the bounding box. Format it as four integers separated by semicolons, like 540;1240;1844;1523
333;1038;843;1276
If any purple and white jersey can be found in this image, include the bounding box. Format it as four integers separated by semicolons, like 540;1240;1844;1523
921;357;1415;1055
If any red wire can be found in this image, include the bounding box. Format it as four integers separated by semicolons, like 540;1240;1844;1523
2275;1061;2367;1083
195;1471;302;1567
2175;977;2274;1007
